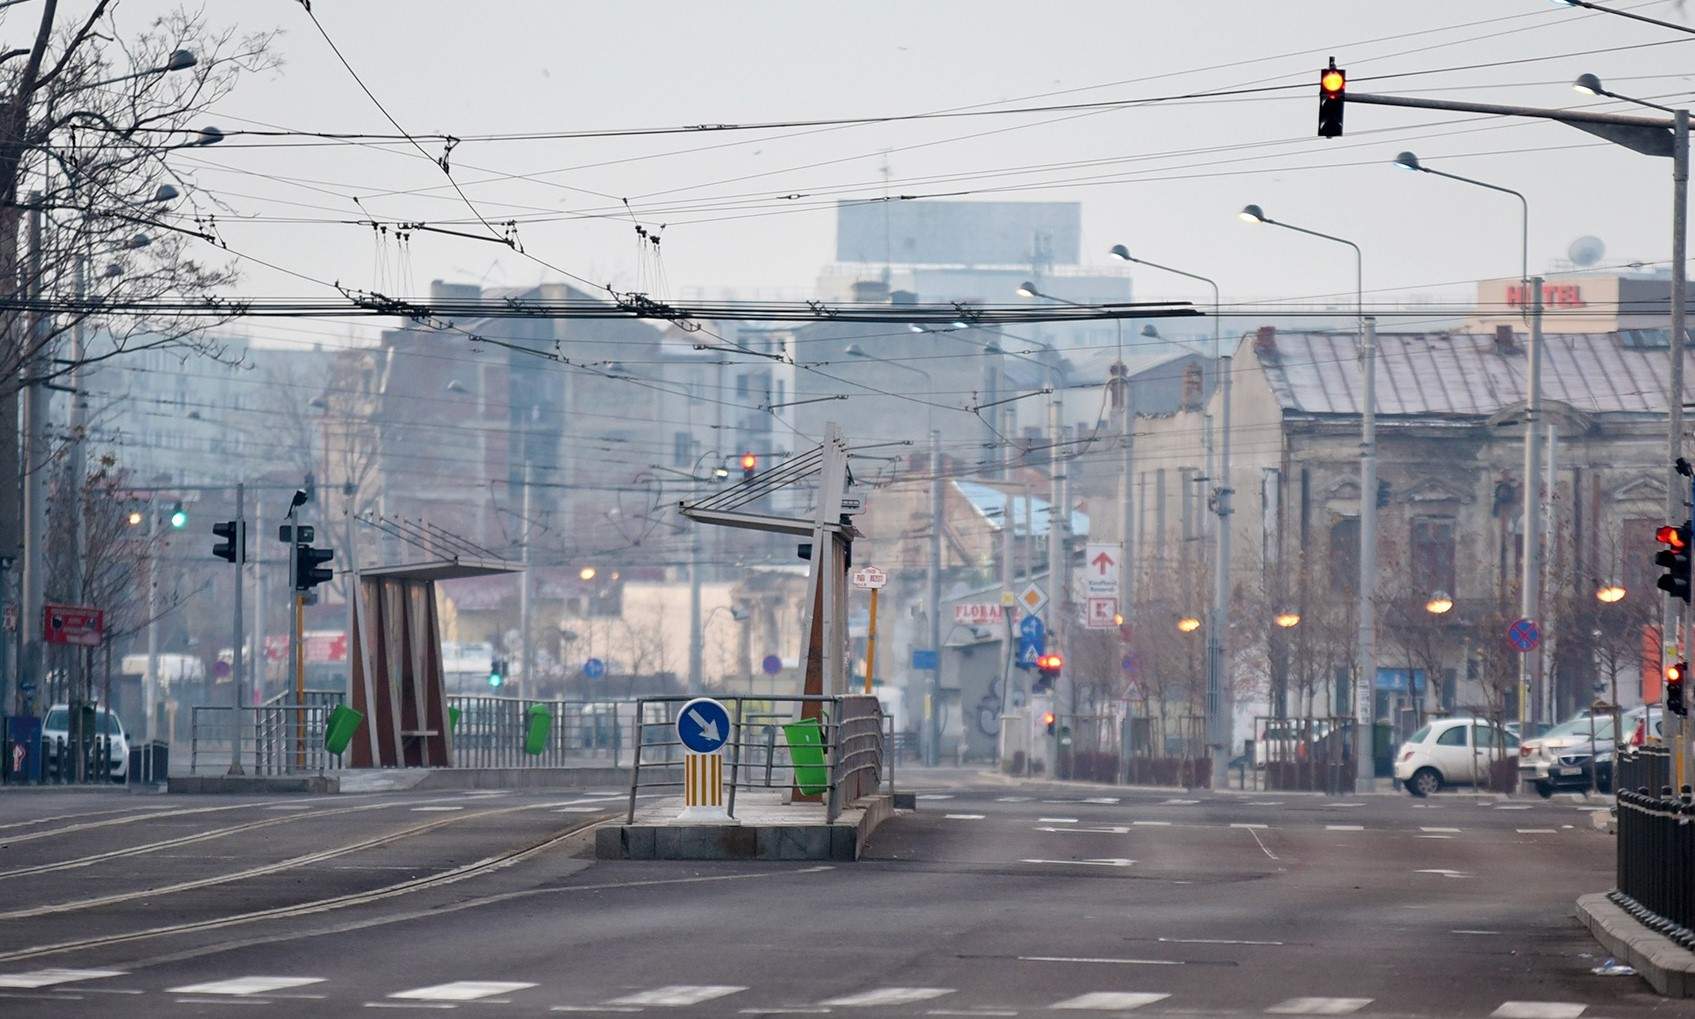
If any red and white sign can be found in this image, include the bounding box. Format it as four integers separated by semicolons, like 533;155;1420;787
43;604;103;647
1507;283;1585;309
851;565;888;590
262;631;348;663
1085;596;1119;630
953;603;1004;625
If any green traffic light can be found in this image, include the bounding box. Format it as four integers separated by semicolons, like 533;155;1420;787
169;502;188;529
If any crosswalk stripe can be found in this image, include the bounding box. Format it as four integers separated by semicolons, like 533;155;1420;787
1266;997;1373;1015
820;987;954;1007
607;985;746;1006
169;977;326;997
0;968;124;989
389;981;537;1001
1050;991;1169;1010
1491;1004;1587;1018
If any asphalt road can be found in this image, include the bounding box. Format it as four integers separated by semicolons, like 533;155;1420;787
0;772;1673;1017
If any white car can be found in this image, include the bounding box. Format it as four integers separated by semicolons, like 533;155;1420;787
41;703;129;781
1393;717;1520;796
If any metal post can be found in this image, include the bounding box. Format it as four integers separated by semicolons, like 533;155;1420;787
864;586;879;694
228;483;246;775
1671;109;1689;789
20;196;47;720
1210;331;1233;788
252;497;265;702
1356;315;1379;793
927;428;942;766
145;508;159;741
1121;369;1135;620
1047;379;1065;714
519;460;534;693
689;487;703;689
1522;278;1545;733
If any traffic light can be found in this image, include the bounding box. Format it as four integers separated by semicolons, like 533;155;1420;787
1318;58;1346;138
168;501;188;529
1043;710;1056;736
1669;661;1688;716
212;519;245;564
294;544;334;591
488;658;506;689
740;451;758;481
1034;652;1063;694
1655;522;1692;602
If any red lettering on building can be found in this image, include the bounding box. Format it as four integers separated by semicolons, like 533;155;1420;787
1506;284;1585;308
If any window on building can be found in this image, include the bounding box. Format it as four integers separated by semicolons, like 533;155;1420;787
673;431;692;466
1410;517;1457;596
1329;517;1359;595
736;373;749;398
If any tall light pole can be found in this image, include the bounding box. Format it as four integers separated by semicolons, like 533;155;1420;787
1392;151;1546;730
1109;243;1229;784
1240;203;1374;791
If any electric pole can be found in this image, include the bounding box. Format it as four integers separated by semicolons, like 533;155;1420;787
1356;315;1379;793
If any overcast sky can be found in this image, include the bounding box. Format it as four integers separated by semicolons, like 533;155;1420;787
105;1;1695;346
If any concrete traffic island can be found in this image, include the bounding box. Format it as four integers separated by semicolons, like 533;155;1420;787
1577;892;1695;997
594;789;896;861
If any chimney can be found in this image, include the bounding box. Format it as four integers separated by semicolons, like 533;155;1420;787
851;279;890;304
1182;362;1204;410
1494;324;1518;354
1254;326;1278;360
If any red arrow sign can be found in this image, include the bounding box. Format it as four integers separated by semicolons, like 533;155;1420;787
1091;551;1116;575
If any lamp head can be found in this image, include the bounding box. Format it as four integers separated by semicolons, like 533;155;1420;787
1108;243;1133;262
165;49;197;71
1393;151;1423;172
1573;72;1604;96
1016;281;1041;299
1238;203;1267;225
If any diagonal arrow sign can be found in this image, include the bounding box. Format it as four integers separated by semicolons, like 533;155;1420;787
687;708;721;743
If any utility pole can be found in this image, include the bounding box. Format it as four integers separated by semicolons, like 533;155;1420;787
228;483;245;775
689;481;704;689
1521;278;1545;733
1047;381;1066;713
20;195;47;718
1356;315;1379;793
1120;368;1135;621
252;498;265;702
145;508;160;741
1209;337;1234;788
519;460;534;693
1669;108;1689;786
927;428;943;765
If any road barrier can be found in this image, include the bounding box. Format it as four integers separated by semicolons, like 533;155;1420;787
189;702;341;775
1616;744;1670;797
1612;768;1695;950
625;694;887;824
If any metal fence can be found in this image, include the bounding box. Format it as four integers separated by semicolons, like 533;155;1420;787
1616;745;1671;797
625;694;886;824
189;702;342;775
1126;713;1211;789
1254;715;1357;794
1614;780;1695;950
446;696;636;768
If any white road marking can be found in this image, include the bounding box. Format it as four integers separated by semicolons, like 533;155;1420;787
1325;825;1365;831
1021;956;1180;965
916;794;954;801
410;806;464;812
1036;826;1130;835
1248;800;1284;806
1081;797;1120;804
389;981;537;1002
1416;868;1471;878
553;1007;641;1014
927;1011;1018;1017
1419;826;1461;833
0;969;124;989
607;985;746;1006
1131;820;1171;827
1494;805;1533;811
1452;929;1499;935
1050;991;1169;1010
1230;822;1269;829
1020;858;1133;867
1245;826;1279;861
1160;798;1200;805
264;805;312;811
1516;828;1558;834
365;1003;456;1010
1266;998;1373;1015
1324;802;1365;808
737;1010;831;1015
1037;817;1078;824
1491;1004;1587;1019
170;977;326;997
1157;937;1282;946
1417;835;1455;840
995;796;1032;803
944;814;986;821
820;987;954;1007
555;807;604;813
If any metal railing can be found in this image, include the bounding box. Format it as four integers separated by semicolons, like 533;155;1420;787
1616;745;1671;797
446;695;633;768
1613;775;1695;950
625;694;887;824
189;702;341;775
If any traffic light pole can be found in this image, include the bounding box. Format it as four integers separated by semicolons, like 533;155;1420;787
1668;110;1688;791
228;483;245;776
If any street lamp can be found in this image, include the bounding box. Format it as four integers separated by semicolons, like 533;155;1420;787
1425;592;1455;616
1241;201;1375;791
1596;581;1628;604
1275;611;1301;629
579;566;597;581
1177;615;1202;634
1108;240;1229;786
85;49;196;90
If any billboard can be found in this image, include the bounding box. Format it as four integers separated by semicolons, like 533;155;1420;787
835;200;1081;267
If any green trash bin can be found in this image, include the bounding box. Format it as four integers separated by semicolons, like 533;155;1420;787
782;716;829;796
323;704;364;756
523;704;552;756
448;706;461;733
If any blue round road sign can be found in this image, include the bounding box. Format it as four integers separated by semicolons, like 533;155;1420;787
761;654;783;676
583;657;606;679
676;697;731;754
1507;617;1541;653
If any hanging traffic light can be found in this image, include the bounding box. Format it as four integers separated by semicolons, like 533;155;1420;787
1043;710;1057;736
211;519;245;564
740;451;758;481
1655;522;1692;602
168;501;188;529
488;658;506;689
294;544;334;591
1034;652;1063;694
1668;661;1688;716
1318;58;1346;138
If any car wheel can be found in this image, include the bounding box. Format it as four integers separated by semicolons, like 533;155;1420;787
1534;779;1554;799
1408;767;1441;797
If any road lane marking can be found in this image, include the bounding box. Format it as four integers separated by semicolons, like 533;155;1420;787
0;969;123;988
608;985;747;1006
1037;817;1078;824
1035;826;1130;834
1245;826;1279;861
1416;868;1471;878
1020;858;1133;867
264;805;313;811
1131;820;1171;827
1266;998;1372;1015
945;814;986;820
1050;992;1169;1010
1020;956;1180;965
170;977;326;997
916;794;954;801
1160;798;1200;805
1326;825;1365;831
1230;822;1269;829
1491;1004;1586;1018
1248;800;1284;806
927;1011;1018;1017
1157;937;1282;946
1452;929;1499;935
1323;802;1365;808
1516;828;1558;834
390;981;537;1002
1081;797;1120;804
1419;827;1461;833
995;796;1032;803
1417;835;1455;840
555;807;605;813
820;987;953;1007
736;1010;831;1015
1494;804;1533;811
410;806;464;812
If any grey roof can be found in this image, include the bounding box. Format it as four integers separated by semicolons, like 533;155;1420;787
1258;331;1686;419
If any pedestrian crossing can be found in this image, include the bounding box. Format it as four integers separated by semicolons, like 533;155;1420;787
0;969;1602;1015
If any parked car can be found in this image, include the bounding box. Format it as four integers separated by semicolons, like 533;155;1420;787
41;703;129;781
1621;704;1665;750
1254;719;1334;768
1393;717;1520;796
1519;714;1618;797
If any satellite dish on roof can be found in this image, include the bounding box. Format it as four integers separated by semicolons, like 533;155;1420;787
1568;235;1606;268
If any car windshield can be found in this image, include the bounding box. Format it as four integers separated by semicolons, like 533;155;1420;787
40;707;119;735
1541;716;1614;742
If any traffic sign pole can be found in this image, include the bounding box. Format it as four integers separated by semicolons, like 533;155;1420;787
864;587;879;695
675;697;735;823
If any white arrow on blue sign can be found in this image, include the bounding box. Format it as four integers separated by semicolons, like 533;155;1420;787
676;697;732;754
583;657;606;679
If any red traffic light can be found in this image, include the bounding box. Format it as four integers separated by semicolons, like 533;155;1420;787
1658;524;1688;550
1036;653;1064;672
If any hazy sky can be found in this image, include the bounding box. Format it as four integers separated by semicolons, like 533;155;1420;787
102;1;1695;346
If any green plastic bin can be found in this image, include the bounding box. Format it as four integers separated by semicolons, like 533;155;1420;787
782;716;829;796
523;704;552;756
448;706;461;733
323;704;364;756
